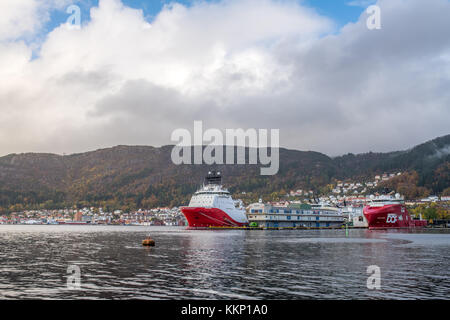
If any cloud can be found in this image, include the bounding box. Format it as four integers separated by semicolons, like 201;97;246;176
0;0;73;41
427;145;450;160
346;0;377;7
0;0;449;157
0;0;42;41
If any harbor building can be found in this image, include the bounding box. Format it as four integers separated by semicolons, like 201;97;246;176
341;205;368;228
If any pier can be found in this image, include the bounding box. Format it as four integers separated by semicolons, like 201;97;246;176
206;225;357;230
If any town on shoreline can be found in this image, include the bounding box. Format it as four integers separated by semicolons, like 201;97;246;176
1;172;449;226
1;196;448;227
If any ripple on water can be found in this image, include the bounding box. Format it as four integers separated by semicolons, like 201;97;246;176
0;225;448;299
278;237;388;244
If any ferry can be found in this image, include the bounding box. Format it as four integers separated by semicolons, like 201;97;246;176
57;221;88;225
247;200;345;228
363;193;427;230
181;171;248;228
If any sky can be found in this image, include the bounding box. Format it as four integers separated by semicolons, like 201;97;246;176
0;0;449;157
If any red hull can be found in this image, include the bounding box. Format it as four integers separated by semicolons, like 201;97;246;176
181;207;247;228
363;204;427;230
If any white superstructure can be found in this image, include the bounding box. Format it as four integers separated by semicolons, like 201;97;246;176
247;202;345;228
187;183;248;224
368;193;404;207
182;171;248;227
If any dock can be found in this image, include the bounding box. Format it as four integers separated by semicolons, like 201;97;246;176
206;225;365;230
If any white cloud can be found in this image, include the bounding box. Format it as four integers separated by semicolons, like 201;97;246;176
0;0;449;156
0;0;73;41
346;0;376;7
0;0;43;41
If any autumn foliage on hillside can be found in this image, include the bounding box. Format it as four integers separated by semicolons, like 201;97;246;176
377;171;431;199
0;135;448;213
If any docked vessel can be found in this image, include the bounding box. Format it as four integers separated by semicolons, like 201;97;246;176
247;200;345;228
181;171;248;228
363;193;427;230
58;221;88;225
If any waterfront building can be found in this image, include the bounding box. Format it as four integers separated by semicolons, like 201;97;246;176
74;211;83;221
341;205;368;227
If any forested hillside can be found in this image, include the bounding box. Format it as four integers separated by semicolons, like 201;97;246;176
0;135;448;212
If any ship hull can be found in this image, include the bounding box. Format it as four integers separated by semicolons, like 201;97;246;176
181;207;248;228
363;204;427;230
58;221;88;225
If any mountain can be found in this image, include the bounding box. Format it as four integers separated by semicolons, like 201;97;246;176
0;134;449;212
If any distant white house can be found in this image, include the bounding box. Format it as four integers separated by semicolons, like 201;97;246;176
421;196;439;202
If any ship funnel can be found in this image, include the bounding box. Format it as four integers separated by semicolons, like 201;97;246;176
205;170;222;185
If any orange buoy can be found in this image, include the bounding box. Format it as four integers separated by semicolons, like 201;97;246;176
142;237;155;246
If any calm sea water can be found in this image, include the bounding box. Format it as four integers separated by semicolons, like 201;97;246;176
0;225;449;299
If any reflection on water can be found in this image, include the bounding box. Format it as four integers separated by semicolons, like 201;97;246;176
0;225;448;299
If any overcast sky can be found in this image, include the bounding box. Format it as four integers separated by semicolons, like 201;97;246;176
0;0;449;157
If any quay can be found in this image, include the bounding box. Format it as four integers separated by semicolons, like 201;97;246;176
207;225;356;230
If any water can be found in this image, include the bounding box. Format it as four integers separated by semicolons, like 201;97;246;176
0;225;449;299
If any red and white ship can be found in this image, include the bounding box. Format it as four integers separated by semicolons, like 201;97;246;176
363;193;427;230
181;171;248;228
